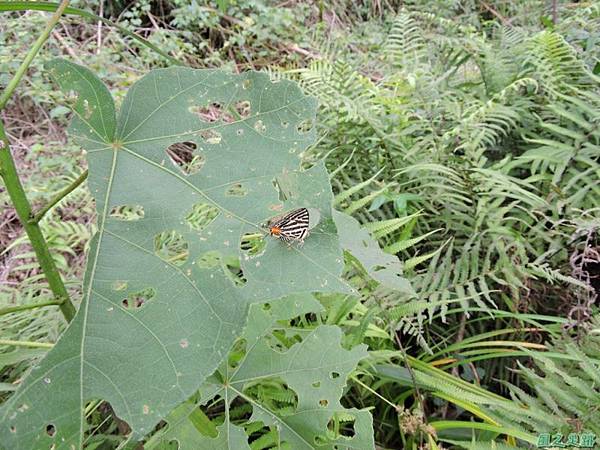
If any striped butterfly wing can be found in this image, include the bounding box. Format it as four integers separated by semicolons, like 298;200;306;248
270;208;310;243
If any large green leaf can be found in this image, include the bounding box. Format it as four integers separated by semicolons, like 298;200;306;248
149;294;374;449
146;398;252;449
333;210;413;294
0;60;351;449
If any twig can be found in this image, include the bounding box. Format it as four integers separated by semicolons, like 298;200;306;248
467;361;481;385
394;331;429;427
451;313;467;378
51;29;81;62
96;0;103;54
0;300;64;317
286;43;320;59
203;5;245;26
29;170;88;224
147;12;161;32
0;339;54;349
352;375;398;410
479;0;512;27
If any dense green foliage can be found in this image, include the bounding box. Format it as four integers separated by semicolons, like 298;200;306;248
1;1;599;449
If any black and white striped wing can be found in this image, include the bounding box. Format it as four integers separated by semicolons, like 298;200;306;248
273;208;310;242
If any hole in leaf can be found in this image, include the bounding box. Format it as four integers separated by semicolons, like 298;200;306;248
45;424;56;437
288;333;304;346
185;203;219;231
373;265;387;272
198;129;222;144
327;413;356;439
83;400;133;444
241;233;267;257
330;371;340;379
281;121;289;128
312;381;320;388
164;440;180;450
264;334;288;353
165;440;179;450
272;178;288;202
319;399;328;407
224;257;246;286
246;379;298;417
242;79;252;90
111;280;128;291
222;112;236;123
166;141;204;176
109;205;145;221
154;231;189;266
197;251;222;269
122;287;156;310
297;119;314;133
225;183;247;197
289;312;319;328
262;303;271;311
234;100;251;119
201;395;226;428
229;396;254;422
190;103;225;123
314;435;328;445
236;129;244;136
9;426;15;433
228;338;247;369
254;120;266;133
246;422;276;447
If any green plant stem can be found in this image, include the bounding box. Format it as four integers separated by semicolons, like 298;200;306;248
0;0;76;322
0;124;76;323
430;420;535;443
0;339;54;349
351;376;398;410
30;169;88;224
0;300;64;317
0;0;70;110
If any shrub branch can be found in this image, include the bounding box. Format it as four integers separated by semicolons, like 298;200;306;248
30;169;88;224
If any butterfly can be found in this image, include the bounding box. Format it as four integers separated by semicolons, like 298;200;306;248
267;207;310;244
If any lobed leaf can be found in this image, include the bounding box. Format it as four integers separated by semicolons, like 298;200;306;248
0;60;351;449
334;210;413;294
151;295;373;449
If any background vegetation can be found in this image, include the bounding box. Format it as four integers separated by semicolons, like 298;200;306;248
1;0;599;448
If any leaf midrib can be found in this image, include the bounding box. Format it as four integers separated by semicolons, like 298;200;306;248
79;147;119;447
